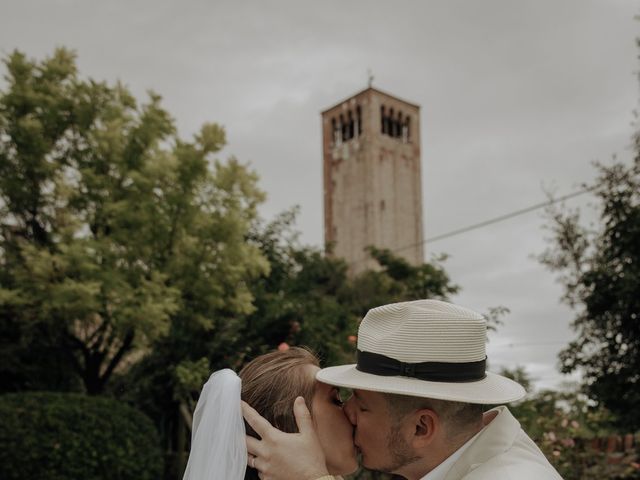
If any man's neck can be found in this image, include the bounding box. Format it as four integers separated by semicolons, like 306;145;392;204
396;420;489;480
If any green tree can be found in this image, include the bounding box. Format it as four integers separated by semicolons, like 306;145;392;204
540;152;640;428
0;48;267;394
241;209;356;365
240;217;462;368
117;210;463;478
345;246;459;315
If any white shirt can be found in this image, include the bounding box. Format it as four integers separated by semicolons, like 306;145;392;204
419;429;483;480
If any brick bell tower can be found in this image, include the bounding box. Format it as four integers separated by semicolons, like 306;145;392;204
321;87;424;276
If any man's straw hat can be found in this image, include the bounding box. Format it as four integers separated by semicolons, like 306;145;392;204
317;299;525;404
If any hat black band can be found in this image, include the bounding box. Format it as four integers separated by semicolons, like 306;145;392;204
356;350;487;383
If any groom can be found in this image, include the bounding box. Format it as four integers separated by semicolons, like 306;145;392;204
243;299;563;480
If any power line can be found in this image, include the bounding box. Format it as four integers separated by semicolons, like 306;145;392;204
488;340;569;348
424;185;596;244
348;184;596;266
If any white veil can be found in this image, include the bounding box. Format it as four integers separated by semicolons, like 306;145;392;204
182;369;247;480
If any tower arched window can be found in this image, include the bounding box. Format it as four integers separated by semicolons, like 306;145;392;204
380;106;387;135
396;111;403;139
402;116;410;143
356;105;362;137
336;116;343;145
347;110;354;141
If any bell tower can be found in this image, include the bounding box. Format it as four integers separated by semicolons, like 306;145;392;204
322;87;424;275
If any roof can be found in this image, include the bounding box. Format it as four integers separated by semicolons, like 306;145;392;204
320;86;420;114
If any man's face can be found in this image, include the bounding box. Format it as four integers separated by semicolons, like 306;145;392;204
343;389;418;473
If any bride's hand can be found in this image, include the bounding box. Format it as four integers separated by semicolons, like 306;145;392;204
242;397;330;480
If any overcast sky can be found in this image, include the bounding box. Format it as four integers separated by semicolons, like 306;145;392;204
2;0;638;392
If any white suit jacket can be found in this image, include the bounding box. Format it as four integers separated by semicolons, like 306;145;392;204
443;406;563;480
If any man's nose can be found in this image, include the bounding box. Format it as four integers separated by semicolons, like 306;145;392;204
343;395;357;425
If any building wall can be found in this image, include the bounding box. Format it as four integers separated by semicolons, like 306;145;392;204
322;88;423;276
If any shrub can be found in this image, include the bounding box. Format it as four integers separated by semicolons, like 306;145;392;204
0;392;163;480
510;389;640;480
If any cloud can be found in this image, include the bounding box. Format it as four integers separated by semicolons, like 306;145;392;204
1;0;637;390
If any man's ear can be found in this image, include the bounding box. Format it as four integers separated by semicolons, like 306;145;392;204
411;408;439;448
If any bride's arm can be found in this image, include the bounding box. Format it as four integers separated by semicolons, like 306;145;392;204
242;398;331;480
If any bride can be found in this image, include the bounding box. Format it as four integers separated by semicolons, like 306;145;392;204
182;347;358;480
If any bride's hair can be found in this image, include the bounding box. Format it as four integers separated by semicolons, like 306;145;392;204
239;346;320;479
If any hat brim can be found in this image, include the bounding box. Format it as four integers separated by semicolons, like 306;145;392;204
316;364;526;404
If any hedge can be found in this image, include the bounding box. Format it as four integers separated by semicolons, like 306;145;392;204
0;392;163;480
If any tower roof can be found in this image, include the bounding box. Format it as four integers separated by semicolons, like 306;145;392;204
321;86;420;114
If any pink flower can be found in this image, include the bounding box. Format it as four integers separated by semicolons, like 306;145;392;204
278;342;290;351
561;418;568;428
570;420;579;429
552;450;561;457
348;335;357;344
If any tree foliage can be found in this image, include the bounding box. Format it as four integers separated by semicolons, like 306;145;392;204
540;148;640;428
0;48;267;394
115;210;462;474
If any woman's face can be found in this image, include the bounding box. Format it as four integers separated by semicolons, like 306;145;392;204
308;365;358;476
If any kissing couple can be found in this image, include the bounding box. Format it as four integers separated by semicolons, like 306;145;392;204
183;299;563;480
